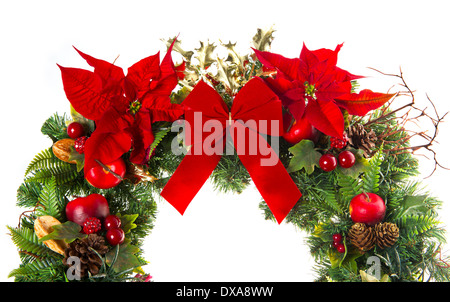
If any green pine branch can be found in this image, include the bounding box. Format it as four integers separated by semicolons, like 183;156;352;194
8;257;64;281
26;163;78;186
36;176;63;221
40;113;70;142
361;146;384;193
25;148;61;176
7;226;61;259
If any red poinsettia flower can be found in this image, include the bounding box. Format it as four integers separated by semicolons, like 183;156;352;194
58;42;185;175
253;43;395;139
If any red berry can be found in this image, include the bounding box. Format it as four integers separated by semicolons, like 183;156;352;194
67;122;85;139
104;215;121;230
330;133;348;149
336;243;346;253
338;151;356;168
82;217;102;234
332;233;343;243
319;154;337;172
106;228;125;246
74;136;88;154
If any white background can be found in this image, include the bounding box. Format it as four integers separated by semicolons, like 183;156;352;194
1;0;449;282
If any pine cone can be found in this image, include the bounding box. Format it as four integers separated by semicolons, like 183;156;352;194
374;222;400;249
347;124;378;157
63;234;109;278
347;223;376;252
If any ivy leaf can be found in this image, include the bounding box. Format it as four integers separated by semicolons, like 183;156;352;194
312;223;330;242
117;213;138;234
68;146;85;172
106;239;141;273
400;195;429;216
338;148;369;179
287;140;322;174
39;221;86;244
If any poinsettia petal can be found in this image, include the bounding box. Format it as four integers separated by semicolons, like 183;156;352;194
58;65;113;120
310;43;343;67
299;43;320;70
94;106;134;134
73;47;125;85
305;98;344;139
129;110;155;164
142;95;185;122
316;79;352;102
175;61;186;80
253;48;301;81
334;89;396;116
84;130;132;176
335;67;364;81
125;52;161;100
160;38;177;79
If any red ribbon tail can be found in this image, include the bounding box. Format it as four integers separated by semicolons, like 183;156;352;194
160;150;222;215
232;128;301;224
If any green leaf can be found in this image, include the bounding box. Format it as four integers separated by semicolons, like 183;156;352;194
117;213;138;234
400;195;429;216
312;223;330;242
68;146;85;172
287;140;322;174
106;240;141;273
39;221;86;244
328;238;362;269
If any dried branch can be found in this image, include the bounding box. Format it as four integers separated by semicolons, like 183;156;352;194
364;67;449;177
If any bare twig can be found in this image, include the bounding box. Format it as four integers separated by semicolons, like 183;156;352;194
363;67;449;177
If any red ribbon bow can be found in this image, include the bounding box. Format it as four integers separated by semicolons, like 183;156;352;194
160;77;301;224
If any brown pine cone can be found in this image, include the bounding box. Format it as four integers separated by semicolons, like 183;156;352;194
347;124;378;157
63;234;109;278
347;223;376;252
374;222;400;249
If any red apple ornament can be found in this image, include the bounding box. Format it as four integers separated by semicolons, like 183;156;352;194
283;114;320;144
66;194;110;226
349;193;386;226
86;158;126;189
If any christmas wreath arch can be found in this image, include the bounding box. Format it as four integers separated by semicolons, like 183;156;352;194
8;28;450;282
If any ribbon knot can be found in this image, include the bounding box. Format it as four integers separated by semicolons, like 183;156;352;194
160;77;302;224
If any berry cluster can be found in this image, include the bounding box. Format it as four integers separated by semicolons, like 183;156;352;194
74;136;88;154
82;214;125;246
332;233;345;253
330;133;348;149
319;150;356;172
